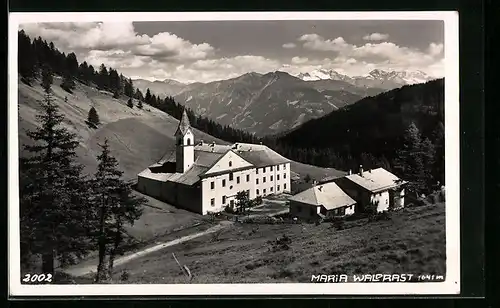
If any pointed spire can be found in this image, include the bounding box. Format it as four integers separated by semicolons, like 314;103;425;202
175;108;191;136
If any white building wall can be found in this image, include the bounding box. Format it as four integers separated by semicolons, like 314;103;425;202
345;204;356;216
176;129;194;173
254;162;291;197
201;168;256;215
370;190;390;212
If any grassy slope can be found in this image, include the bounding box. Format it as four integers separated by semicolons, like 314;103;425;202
108;203;445;284
18;76;341;244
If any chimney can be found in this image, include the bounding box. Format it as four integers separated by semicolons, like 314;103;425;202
200;140;204;145
359;165;364;177
312;180;318;186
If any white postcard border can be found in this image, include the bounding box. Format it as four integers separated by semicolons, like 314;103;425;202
8;11;460;296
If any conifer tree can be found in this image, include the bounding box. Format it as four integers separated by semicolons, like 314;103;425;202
145;88;152;105
127;98;134;108
19;81;92;275
393;122;426;195
91;140;144;281
41;64;53;92
61;72;76;93
87;106;100;127
137;100;143;109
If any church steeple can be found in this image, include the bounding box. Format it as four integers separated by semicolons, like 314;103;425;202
175;108;194;173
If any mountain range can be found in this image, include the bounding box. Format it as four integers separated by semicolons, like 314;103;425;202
297;68;434;89
131;69;437;136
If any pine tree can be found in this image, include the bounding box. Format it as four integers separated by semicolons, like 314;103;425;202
18;30;36;84
91;140;144;281
432;121;445;185
145;88;152;105
127;98;134;108
87;106;100;127
41;64;53;93
61;72;76;93
20;82;92;275
137;100;143;109
393;122;426;195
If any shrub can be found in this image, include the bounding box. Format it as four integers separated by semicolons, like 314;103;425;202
368;211;392;222
87;106;100;127
224;205;236;214
268;234;292;251
120;270;129;282
127;98;134;108
331;219;345;230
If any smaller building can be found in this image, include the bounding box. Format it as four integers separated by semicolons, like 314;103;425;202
332;166;406;213
289;182;357;221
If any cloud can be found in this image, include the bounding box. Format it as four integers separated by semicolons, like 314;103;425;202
20;22;214;62
363;33;390;41
298;34;349;52
427;43;444;56
282;42;297;49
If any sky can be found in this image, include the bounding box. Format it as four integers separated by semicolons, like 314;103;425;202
20;20;444;84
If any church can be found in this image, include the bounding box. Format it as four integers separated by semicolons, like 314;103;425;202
136;109;292;215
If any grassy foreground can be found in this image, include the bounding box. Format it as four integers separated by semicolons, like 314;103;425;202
103;202;446;284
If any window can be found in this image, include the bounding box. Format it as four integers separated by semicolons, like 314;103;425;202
277;185;280;191
256;189;260;195
246;174;250;182
284;164;286;170
277;175;280;181
210;181;215;189
256;168;259;174
339;208;346;216
270;175;273;181
229;173;234;181
263;167;266;173
222;196;226;204
284;183;287;190
263;177;266;183
270;187;273;192
277;165;280;171
256;178;259;184
236;176;240;184
230;200;234;207
229;161;232;167
270;166;273;171
263;189;266;194
222;179;226;187
247;189;250;196
187;138;191;145
284;173;286;179
210;198;215;207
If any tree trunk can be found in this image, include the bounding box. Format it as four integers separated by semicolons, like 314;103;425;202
42;250;55;275
95;203;107;282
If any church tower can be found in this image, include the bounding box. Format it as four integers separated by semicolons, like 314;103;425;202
175;109;194;173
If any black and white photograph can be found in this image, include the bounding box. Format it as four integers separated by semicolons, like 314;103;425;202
8;12;460;296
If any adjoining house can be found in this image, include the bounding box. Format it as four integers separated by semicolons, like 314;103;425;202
289;181;357;221
136;109;292;215
331;165;406;213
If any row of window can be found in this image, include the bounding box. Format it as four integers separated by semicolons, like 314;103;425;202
256;173;287;184
255;164;287;174
210;172;288;189
210;173;251;189
256;183;286;195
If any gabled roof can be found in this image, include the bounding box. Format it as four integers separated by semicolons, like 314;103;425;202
174;109;192;136
139;141;291;186
289;182;356;210
344;168;405;193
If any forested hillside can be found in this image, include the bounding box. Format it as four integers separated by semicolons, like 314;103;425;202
17;30;261;146
275;79;445;191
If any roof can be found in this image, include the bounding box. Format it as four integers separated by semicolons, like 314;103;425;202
344;168;405;193
138;141;291;186
289;182;356;210
232;143;290;167
174;109;191;136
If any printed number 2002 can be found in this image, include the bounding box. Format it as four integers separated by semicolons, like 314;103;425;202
22;274;53;283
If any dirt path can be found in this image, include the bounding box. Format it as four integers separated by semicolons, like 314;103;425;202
64;221;232;277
